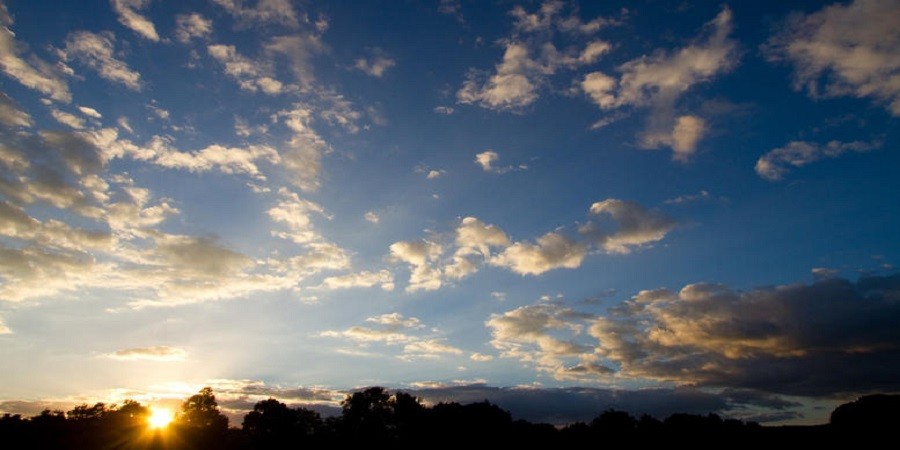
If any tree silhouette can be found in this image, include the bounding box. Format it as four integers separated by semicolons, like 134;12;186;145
242;398;322;448
178;386;229;432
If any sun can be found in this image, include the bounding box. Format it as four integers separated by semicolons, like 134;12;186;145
147;407;174;429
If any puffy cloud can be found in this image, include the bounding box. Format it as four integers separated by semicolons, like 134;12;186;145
63;31;142;90
208;44;283;94
354;51;396;78
318;269;394;291
591;275;900;396
389;239;444;292
367;313;423;329
582;7;736;160
50;109;85;129
470;352;494;362
766;0;900;115
475;150;498;171
364;211;379;223
264;34;324;92
455;217;510;258
426;169;443;179
0;92;32;127
0;15;71;102
491;232;586;275
267;187;328;244
175;13;213;43
584;199;676;254
110;0;159;41
107;345;186;361
212;0;300;29
486;302;600;379
755;139;882;180
77;106;102;119
458;3;614;112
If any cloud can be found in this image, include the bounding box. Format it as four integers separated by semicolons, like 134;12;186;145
318;270;394;291
267;187;328;244
77;106;102;119
433;106;454;115
457;2;614;112
0;14;71;102
63;31;142;90
212;0;300;29
664;190;724;205
322;313;466;361
50;109;86;129
0;316;10;334
582;7;736;160
426;169;443;179
354;49;396;78
107;345;186;361
755;139;882;180
491;232;586;275
591;275;900;396
0;92;32;127
583;199;676;254
264;34;324;92
208;44;283;94
470;352;494;362
275;105;329;191
110;0;159;41
175;13;213;43
364;211;379;223
389;239;444;292
475;150;499;171
766;0;900;115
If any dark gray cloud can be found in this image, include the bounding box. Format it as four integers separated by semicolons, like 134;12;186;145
592;275;900;396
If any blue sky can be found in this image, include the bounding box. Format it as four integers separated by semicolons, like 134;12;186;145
0;0;898;425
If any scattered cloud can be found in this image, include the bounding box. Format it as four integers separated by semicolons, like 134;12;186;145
0;317;10;334
389;239;444;292
110;0;159;41
458;2;615;112
766;0;900;116
582;199;676;254
364;211;379;223
756;139;882;180
433;106;454;115
664;190;725;205
0;12;71;102
317;269;394;291
491;232;586;275
212;0;300;29
50;109;86;129
354;49;396;78
208;44;283;94
470;352;494;362
0;92;33;127
322;313;462;360
582;7;736;160
175;13;213;43
77;106;102;119
107;345;186;361
63;31;142;90
475;150;498;171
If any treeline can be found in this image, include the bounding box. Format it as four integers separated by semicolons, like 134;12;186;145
1;387;897;449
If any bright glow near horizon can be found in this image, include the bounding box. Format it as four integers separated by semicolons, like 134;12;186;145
147;407;174;430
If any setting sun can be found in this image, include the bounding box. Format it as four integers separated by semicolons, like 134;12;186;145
147;407;174;430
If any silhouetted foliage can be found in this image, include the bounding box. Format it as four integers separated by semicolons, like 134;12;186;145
1;389;897;449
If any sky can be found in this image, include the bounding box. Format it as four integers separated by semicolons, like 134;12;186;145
0;0;898;426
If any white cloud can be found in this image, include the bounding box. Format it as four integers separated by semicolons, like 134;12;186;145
267;187;328;244
433;106;454;115
389;239;444;292
403;339;463;359
455;217;510;257
364;211;379;223
426;169;443;179
212;0;299;29
208;44;282;94
322;313;465;361
318;270;394;291
582;7;736;160
767;0;900;115
458;3;614;112
0;16;71;102
116;117;133;133
63;31;142;90
275;105;330;191
491;231;586;275
50;109;86;129
175;13;213;43
354;50;396;78
110;0;159;41
107;345;186;361
0;93;32;127
77;106;102;119
584;199;676;254
475;150;499;171
470;352;494;362
755;139;882;180
264;34;324;92
665;190;716;205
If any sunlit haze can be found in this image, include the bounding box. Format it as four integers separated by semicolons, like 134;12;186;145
148;407;174;429
0;0;898;427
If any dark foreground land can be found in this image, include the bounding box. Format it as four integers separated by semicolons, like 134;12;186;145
1;388;897;449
